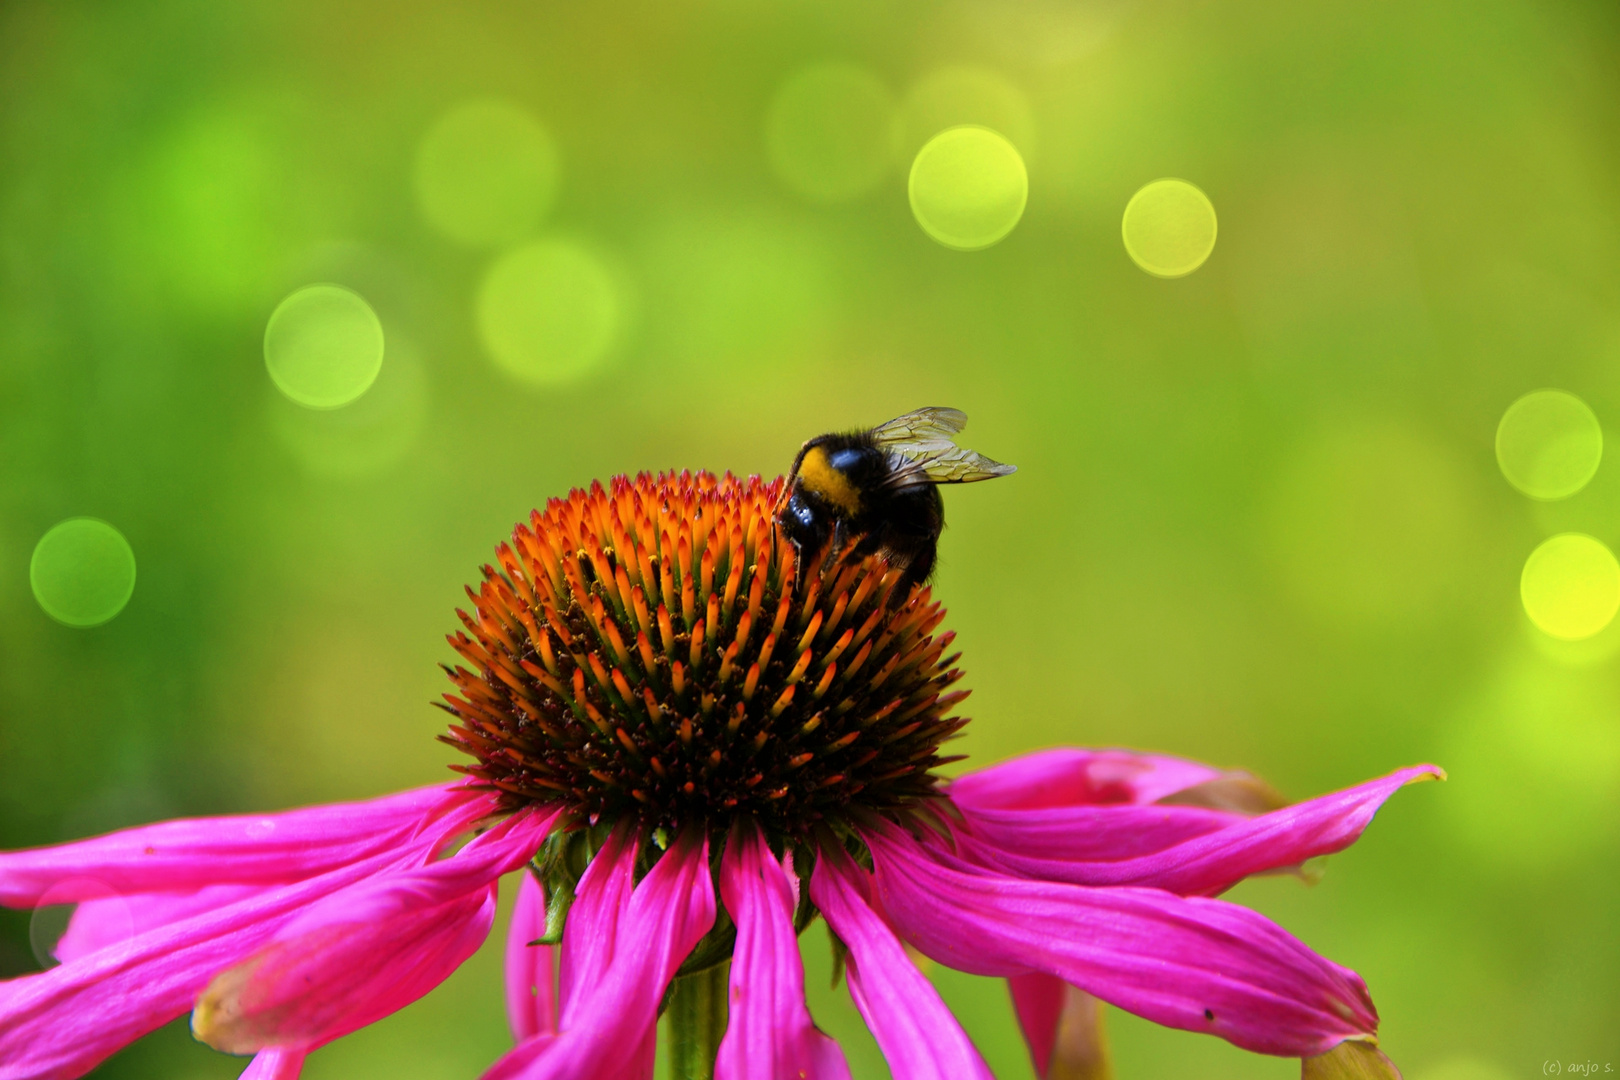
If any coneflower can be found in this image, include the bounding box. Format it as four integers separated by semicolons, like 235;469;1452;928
0;471;1438;1080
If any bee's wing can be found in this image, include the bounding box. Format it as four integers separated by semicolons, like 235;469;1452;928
910;444;1018;483
870;407;1017;488
869;407;970;450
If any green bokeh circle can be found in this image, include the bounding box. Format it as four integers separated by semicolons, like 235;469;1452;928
415;100;559;247
1521;533;1620;641
765;64;897;204
476;239;620;386
30;518;137;627
1121;178;1218;277
1495;389;1602;500
264;284;385;409
908;125;1029;251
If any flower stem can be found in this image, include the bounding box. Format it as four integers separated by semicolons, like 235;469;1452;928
665;961;730;1080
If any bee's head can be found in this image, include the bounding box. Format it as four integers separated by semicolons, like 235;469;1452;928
789;436;869;517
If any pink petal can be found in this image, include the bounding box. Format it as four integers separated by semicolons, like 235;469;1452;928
947;748;1233;812
809;845;993;1080
716;824;851;1080
55;884;267;963
483;830;717;1080
190;806;561;1054
1006;973;1110;1080
1007;972;1065;1077
194;887;498;1053
864;824;1379;1058
0;846;410;1080
272;806;558;939
951;802;1241;862
557;824;638;1025
0;796;493;1080
507;871;557;1042
958;766;1441;896
240;1048;307;1080
0;783;486;906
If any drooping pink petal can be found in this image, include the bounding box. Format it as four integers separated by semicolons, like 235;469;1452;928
958;766;1441;897
194;887;497;1054
0;796;494;1080
0;783;485;905
55;884;266;963
950;801;1242;862
946;748;1234;812
864;824;1379;1058
0;846;409;1080
506;870;557;1042
240;1047;307;1080
1008;972;1065;1077
716;824;851;1080
1006;973;1111;1080
189;806;560;1055
270;806;558;939
557;824;638;1025
484;830;717;1080
809;844;993;1080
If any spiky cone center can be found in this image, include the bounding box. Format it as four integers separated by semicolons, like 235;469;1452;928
439;471;970;842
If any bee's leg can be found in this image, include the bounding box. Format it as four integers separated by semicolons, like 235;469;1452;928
876;532;935;606
823;517;851;570
784;534;806;588
849;530;881;558
900;544;935;592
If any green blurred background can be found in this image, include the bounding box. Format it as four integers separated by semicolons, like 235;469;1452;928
2;0;1617;1076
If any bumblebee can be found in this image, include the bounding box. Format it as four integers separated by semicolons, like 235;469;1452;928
778;406;1015;591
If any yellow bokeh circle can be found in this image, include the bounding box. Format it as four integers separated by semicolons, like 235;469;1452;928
476;239;621;386
1520;533;1620;640
264;284;385;409
1495;389;1602;500
415;99;559;248
1121;178;1218;277
908;126;1028;252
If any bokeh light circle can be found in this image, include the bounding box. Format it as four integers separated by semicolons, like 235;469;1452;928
264;284;385;409
269;339;429;480
476;239;621;386
908;126;1029;251
1121;178;1218;277
1520;533;1620;640
29;878;136;967
899;66;1035;159
764;64;898;203
415;100;559;247
30;518;137;627
1495;389;1602;500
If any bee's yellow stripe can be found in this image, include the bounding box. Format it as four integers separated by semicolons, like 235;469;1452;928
798;446;863;515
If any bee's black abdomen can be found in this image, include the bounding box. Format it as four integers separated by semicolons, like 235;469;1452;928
870;482;944;594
